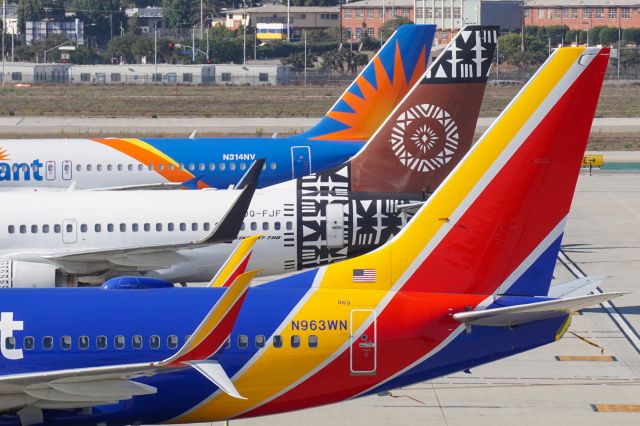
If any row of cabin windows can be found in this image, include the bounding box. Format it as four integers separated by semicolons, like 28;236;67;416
7;221;293;234
71;161;278;173
5;334;318;351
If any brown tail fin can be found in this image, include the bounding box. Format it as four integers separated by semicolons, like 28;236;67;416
350;26;498;194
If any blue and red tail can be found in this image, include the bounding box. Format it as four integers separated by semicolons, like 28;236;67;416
299;24;435;142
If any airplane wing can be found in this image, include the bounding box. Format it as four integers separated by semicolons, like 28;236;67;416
12;160;264;275
0;271;256;416
453;293;625;327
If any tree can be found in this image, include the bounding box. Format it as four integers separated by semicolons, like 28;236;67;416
320;47;368;73
163;0;199;28
282;51;317;72
499;33;547;68
622;28;640;46
599;27;619;46
378;18;412;42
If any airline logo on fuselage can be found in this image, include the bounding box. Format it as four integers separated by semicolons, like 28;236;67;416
0;312;23;360
0;160;44;182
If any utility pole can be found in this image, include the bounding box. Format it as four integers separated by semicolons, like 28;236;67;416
287;0;290;41
243;25;246;64
192;26;196;62
154;24;157;79
254;29;257;61
2;0;5;87
304;29;307;86
201;0;204;39
618;26;621;79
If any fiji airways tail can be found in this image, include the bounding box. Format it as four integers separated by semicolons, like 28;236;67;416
347;26;498;194
299;24;435;142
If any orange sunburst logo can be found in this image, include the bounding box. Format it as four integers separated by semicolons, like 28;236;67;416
0;147;9;161
314;42;427;141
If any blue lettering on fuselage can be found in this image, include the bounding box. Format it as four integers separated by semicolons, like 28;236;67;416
0;160;43;182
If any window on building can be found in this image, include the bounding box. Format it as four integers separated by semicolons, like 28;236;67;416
572;8;578;18
367;8;374;19
416;8;423;19
584;8;591;18
356;27;363;39
221;72;232;82
259;73;268;82
436;7;442;18
622;7;630;19
608;8;617;19
11;72;22;82
403;8;409;17
562;8;569;18
454;7;460;18
538;9;545;19
426;8;433;19
366;28;374;38
344;9;352;19
81;73;90;82
355;8;363;18
595;7;604;19
152;73;162;82
555;8;561;19
183;73;193;83
111;73;121;82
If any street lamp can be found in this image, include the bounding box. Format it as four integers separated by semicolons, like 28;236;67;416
44;41;76;63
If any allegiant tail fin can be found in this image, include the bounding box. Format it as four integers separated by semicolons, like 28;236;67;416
300;24;435;142
349;26;498;194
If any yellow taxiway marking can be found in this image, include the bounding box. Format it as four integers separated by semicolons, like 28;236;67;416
555;355;617;362
592;404;640;413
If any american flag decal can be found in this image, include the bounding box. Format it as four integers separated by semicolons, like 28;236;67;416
353;268;376;283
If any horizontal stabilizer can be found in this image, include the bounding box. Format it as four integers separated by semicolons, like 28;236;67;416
453;293;625;327
547;276;607;299
186;360;246;400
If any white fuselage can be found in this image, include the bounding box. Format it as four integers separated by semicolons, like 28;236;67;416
0;183;297;283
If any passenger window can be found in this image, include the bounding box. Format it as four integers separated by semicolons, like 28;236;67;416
156;223;163;232
150;335;160;349
54;224;61;233
262;162;267;170
43;224;50;233
191;223;198;231
7;225;14;234
76;164;82;172
117;164;123;171
270;162;277;170
97;164;103;172
86;164;93;171
19;225;26;234
188;163;195;171
237;335;248;349
229;162;236;171
107;224;114;232
138;164;144;171
239;162;246;171
120;223;127;232
128;164;133;171
168;223;174;232
61;336;72;350
148;164;153;171
167;335;178;349
132;335;143;349
179;223;186;231
43;336;53;350
291;335;301;348
107;164;113;171
209;163;215;171
31;225;38;233
23;336;34;350
97;336;107;349
199;163;205;171
274;222;281;230
273;335;283;348
308;335;318;348
262;222;269;231
251;222;257;231
66;224;73;233
168;163;175;171
286;222;293;231
132;223;139;232
144;223;150;232
80;224;87;233
240;223;245;231
95;224;101;232
5;336;15;350
204;223;210;231
219;162;226;171
255;335;265;348
179;163;185;170
114;335;125;349
78;336;89;349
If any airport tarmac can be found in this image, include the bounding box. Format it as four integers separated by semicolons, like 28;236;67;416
172;168;640;426
1;116;640;136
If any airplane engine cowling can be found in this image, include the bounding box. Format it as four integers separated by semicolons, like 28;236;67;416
0;260;57;288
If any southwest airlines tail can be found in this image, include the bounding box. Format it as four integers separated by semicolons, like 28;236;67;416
348;26;498;194
346;46;609;297
300;24;435;142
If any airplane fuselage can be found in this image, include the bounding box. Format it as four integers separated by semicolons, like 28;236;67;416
0;283;568;425
0;137;364;190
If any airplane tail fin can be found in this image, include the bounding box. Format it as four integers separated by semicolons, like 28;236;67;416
299;24;435;142
386;46;610;297
349;26;498;194
324;47;609;297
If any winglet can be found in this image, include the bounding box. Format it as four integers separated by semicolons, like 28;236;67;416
209;236;260;287
163;270;258;366
195;160;263;245
234;158;265;190
181;175;204;190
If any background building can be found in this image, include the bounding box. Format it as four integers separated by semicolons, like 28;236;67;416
524;0;640;29
414;0;523;42
342;0;414;40
3;3;18;35
26;19;85;45
125;6;165;34
225;5;340;39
